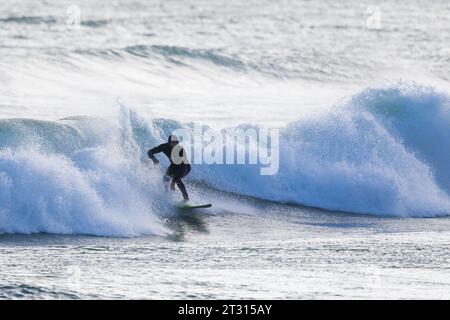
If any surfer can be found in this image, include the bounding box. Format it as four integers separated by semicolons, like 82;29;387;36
148;134;191;201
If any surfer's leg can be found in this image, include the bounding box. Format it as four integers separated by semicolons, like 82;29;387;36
165;165;176;191
177;165;191;201
174;178;189;201
168;165;190;200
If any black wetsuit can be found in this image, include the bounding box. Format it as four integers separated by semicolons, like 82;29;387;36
148;142;191;199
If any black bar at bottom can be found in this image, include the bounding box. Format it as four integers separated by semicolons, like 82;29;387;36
0;300;444;318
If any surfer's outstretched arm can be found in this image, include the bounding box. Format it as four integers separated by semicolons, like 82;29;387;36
148;145;163;165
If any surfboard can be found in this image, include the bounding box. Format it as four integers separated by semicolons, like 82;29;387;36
175;203;212;209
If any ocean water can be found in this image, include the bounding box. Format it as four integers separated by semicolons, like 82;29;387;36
1;0;450;299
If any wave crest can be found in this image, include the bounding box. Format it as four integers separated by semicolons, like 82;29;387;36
1;82;450;237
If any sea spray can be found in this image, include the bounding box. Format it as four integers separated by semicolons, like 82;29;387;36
1;82;450;238
0;115;170;236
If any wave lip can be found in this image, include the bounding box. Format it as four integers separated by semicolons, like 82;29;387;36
0;15;58;25
70;44;265;75
149;45;247;69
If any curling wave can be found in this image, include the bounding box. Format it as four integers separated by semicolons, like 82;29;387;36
1;82;450;237
192;82;450;216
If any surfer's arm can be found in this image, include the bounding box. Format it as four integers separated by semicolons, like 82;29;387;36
147;145;162;165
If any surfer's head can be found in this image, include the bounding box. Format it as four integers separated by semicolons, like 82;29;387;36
168;134;179;146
